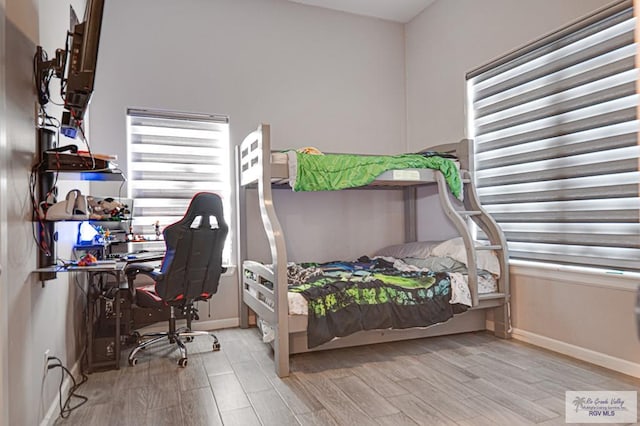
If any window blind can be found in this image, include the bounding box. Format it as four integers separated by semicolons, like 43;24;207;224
466;0;639;272
126;109;232;264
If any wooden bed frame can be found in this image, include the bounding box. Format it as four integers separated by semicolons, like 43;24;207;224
236;123;511;377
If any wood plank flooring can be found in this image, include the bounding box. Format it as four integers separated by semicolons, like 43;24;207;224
53;328;640;425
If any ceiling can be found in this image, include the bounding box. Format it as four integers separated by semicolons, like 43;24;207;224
287;0;436;23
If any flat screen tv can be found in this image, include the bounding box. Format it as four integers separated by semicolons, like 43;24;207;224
35;0;105;139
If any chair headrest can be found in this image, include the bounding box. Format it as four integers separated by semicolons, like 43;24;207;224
165;192;227;239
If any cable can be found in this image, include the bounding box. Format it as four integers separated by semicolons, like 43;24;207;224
29;162;52;256
115;168;127;200
29;153;63;257
38;104;61;129
33;48;63;129
59;31;71;100
77;122;96;170
46;356;88;419
33;48;51;107
74;272;87;298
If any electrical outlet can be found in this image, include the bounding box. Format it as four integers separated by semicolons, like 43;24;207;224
42;349;50;378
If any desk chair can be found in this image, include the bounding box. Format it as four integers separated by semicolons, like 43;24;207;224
125;192;228;367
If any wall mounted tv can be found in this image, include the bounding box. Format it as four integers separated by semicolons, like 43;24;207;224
35;0;105;139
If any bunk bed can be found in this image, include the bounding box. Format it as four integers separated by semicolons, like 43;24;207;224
237;123;511;377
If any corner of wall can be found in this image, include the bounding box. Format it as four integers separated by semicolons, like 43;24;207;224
0;3;10;425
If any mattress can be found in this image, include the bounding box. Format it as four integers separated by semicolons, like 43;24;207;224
245;238;502;317
245;269;498;316
285;273;496;315
270;151;461;168
271;152;289;164
269;150;462;198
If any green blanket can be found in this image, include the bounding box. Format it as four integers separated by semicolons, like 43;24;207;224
293;153;461;198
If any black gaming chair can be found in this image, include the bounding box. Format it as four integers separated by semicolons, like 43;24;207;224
125;192;228;367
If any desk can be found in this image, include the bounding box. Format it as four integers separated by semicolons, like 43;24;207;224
35;262;128;372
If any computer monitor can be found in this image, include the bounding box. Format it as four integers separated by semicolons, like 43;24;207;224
34;0;105;139
61;0;105;138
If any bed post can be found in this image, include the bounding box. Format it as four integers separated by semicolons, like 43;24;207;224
404;187;417;242
235;145;250;329
256;124;290;377
460;138;511;337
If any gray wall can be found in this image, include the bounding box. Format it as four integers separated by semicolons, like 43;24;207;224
1;0;88;424
90;0;411;323
0;0;8;422
406;0;640;370
405;0;613;149
91;0;406;164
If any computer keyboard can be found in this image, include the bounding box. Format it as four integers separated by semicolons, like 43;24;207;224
122;251;165;262
105;250;165;262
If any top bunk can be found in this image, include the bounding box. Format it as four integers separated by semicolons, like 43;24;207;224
238;124;472;195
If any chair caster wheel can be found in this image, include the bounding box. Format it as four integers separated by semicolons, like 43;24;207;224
212;341;221;352
178;358;188;367
129;358;138;367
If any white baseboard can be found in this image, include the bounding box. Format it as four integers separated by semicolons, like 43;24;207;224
511;327;640;379
191;317;239;331
486;320;640;378
486;319;495;331
40;357;82;426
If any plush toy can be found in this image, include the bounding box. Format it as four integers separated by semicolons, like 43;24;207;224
77;253;98;266
297;146;324;155
87;196;102;219
87;196;130;220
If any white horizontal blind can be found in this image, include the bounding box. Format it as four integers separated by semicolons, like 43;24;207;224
466;0;639;272
126;109;231;264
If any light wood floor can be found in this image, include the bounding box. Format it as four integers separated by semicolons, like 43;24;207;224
53;327;640;425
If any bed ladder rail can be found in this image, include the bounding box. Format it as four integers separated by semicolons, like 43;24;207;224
435;169;511;338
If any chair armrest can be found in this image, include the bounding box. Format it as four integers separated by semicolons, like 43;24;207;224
124;263;164;282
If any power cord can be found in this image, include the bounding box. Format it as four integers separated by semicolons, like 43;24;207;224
29;161;56;256
46;356;88;419
76;123;97;170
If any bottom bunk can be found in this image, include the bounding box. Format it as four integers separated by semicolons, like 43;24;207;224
240;238;511;366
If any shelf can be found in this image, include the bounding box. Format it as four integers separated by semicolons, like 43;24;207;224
40;218;129;224
35;127;126;281
42;169;124;181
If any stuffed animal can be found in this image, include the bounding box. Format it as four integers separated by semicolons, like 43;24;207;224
87;196;130;220
77;253;98;266
297;146;324;155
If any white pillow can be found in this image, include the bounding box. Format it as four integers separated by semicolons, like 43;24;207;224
431;237;501;277
374;241;439;259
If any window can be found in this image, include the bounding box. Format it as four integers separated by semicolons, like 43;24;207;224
126;109;232;264
466;0;639;272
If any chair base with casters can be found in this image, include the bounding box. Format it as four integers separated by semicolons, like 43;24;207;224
128;304;220;368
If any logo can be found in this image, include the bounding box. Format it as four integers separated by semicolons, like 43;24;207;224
566;391;637;423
